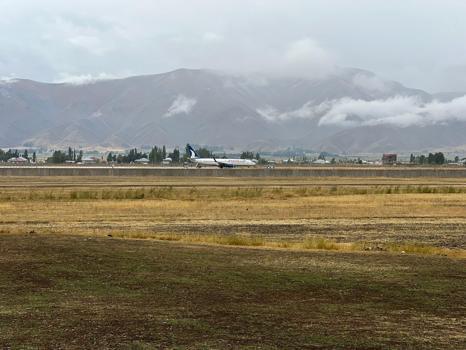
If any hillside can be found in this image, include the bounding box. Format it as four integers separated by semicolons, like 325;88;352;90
1;68;465;153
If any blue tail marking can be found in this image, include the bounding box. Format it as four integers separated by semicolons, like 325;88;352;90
187;144;199;158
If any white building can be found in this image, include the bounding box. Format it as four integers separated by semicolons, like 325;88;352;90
135;157;149;164
162;157;172;165
82;156;98;164
7;156;29;164
313;159;330;164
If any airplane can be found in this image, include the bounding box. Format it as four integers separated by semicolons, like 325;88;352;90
187;145;257;168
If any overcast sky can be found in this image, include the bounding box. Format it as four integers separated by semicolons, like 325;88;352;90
1;0;466;92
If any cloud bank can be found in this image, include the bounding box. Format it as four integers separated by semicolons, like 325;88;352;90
257;101;328;121
258;95;466;127
1;1;466;90
165;95;197;117
352;73;390;94
318;96;466;127
0;77;18;85
55;72;118;85
281;38;336;79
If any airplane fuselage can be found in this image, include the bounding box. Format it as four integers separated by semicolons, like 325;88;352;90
192;158;256;168
187;144;256;168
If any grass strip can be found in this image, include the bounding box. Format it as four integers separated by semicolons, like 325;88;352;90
107;232;466;259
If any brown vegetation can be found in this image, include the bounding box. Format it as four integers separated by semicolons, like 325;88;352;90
1;176;465;348
1;177;466;250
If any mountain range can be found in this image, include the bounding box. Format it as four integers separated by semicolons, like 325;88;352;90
1;68;465;154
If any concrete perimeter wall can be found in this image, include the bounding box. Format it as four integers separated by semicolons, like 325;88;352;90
1;166;466;178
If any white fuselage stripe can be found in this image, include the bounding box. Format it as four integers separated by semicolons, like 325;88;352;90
192;158;256;167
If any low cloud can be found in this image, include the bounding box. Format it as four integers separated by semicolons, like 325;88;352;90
55;72;118;85
0;76;18;84
318;95;466;127
352;73;390;93
281;38;336;79
164;94;197;117
67;35;111;56
258;95;466;127
257;101;328;121
228;37;337;80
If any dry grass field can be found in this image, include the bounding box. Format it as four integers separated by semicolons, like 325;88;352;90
0;176;465;348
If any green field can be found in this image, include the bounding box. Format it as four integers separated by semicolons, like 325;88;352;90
0;176;465;349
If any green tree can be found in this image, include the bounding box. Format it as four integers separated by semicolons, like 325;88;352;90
149;146;164;163
197;147;212;158
149;146;157;163
32;152;36;163
240;151;254;159
433;152;445;165
120;148;147;163
48;150;67;163
67;147;73;161
184;144;191;161
184;145;212;159
169;148;180;163
1;149;19;162
427;153;434;164
107;152;114;163
253;152;267;165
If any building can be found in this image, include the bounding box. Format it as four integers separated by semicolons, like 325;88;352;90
382;154;397;165
82;156;98;165
162;157;172;165
7;156;29;164
135;157;149;164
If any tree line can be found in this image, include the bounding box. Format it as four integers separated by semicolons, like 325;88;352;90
47;147;83;163
3;146;463;166
0;149;37;162
409;152;450;165
2;144;265;165
106;144;218;164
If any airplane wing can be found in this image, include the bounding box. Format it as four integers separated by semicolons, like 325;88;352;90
213;157;234;168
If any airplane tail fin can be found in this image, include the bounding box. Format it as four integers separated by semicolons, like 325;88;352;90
187;144;199;159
